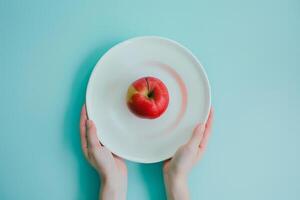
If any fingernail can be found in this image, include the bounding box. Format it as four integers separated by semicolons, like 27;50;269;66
197;123;205;133
196;122;202;127
86;120;93;128
200;124;205;133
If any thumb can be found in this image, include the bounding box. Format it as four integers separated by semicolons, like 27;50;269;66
86;120;101;148
187;123;205;147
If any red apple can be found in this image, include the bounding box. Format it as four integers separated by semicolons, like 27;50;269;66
126;76;169;119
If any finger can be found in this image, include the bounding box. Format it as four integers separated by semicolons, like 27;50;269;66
162;159;171;171
205;107;214;134
187;123;205;147
86;120;101;149
80;104;88;158
199;108;214;149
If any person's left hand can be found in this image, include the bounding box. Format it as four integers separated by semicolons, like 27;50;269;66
80;104;127;200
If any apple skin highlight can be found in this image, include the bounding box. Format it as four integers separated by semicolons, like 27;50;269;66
126;76;169;119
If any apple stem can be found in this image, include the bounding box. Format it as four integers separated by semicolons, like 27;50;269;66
145;77;150;92
145;77;153;99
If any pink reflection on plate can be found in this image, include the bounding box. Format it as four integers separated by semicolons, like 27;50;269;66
143;61;188;134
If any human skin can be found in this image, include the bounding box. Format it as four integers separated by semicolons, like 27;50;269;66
79;104;127;200
163;108;214;200
80;104;213;200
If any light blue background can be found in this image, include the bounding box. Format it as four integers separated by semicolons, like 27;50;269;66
1;0;300;199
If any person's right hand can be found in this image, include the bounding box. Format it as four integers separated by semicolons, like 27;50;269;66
163;108;214;200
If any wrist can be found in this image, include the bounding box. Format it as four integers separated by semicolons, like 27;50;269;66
164;172;189;200
163;166;187;184
100;174;127;200
164;172;187;189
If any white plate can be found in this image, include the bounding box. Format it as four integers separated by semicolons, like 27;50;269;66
86;36;211;163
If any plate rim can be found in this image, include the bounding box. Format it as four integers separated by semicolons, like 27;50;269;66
85;35;211;163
